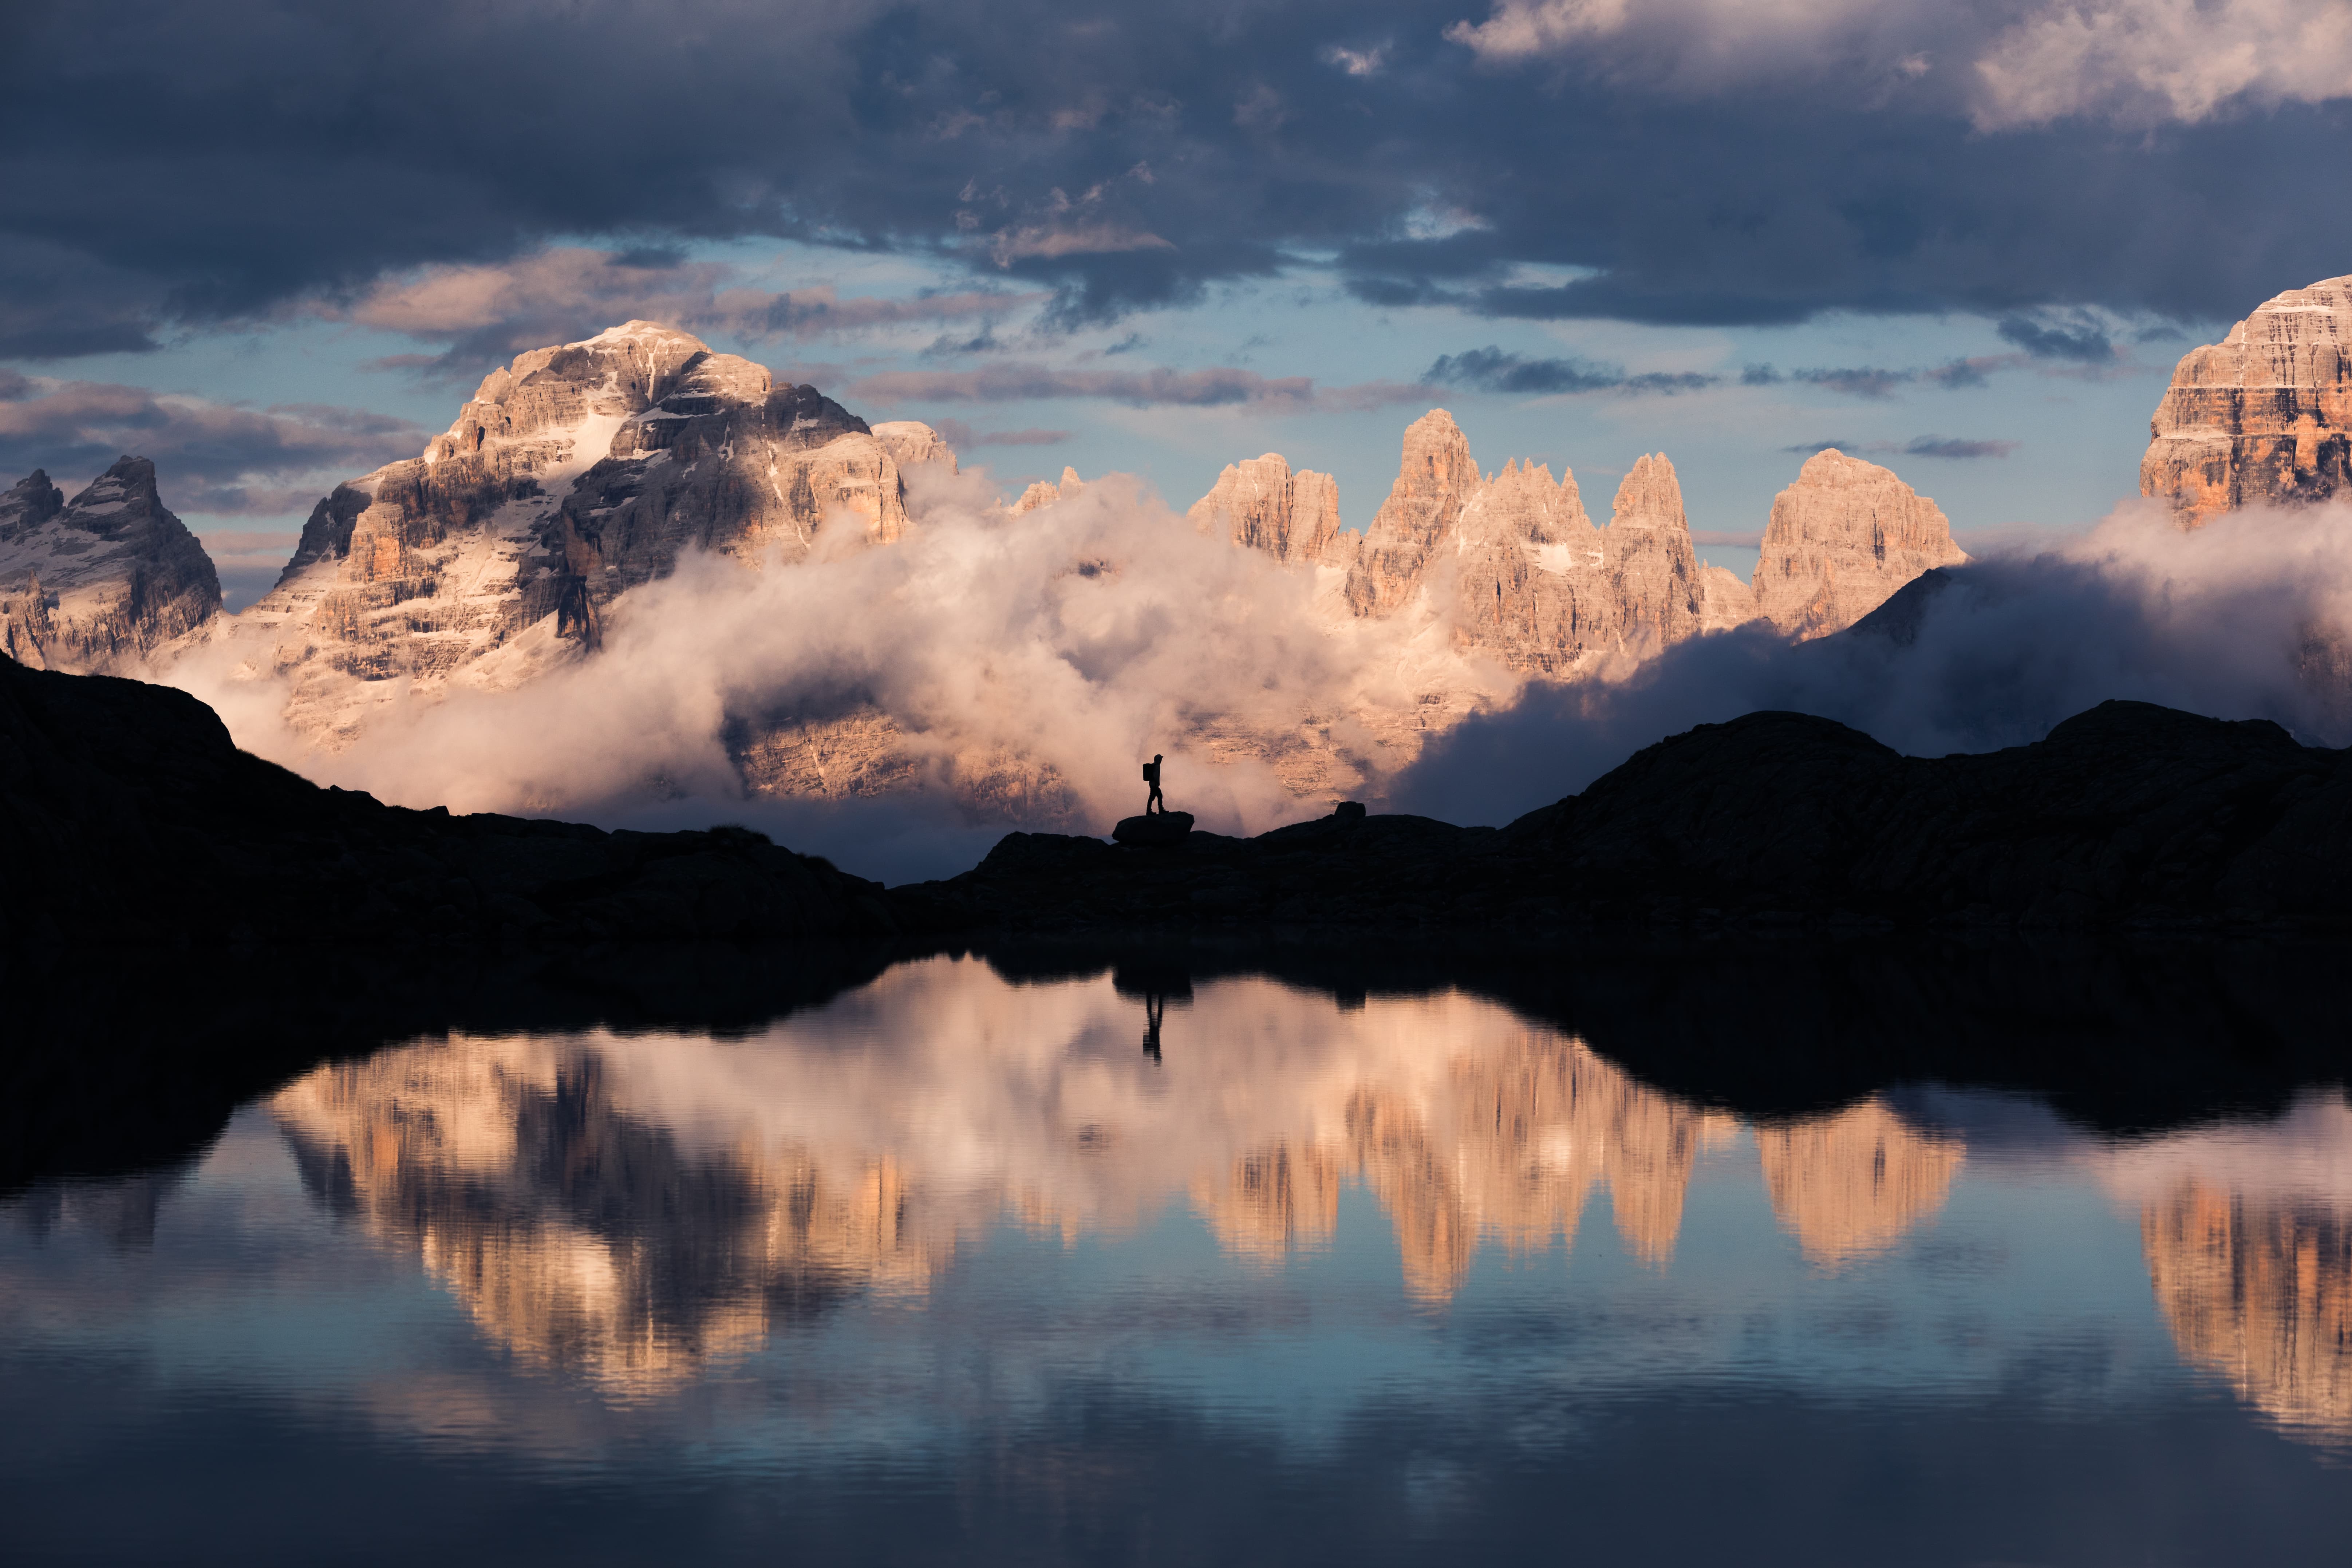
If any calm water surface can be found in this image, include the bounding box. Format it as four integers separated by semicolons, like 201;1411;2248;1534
5;953;2349;1565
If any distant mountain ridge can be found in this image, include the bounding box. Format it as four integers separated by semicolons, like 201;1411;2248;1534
0;457;220;671
0;346;1977;824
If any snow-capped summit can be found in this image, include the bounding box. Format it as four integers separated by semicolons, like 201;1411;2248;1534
222;323;906;746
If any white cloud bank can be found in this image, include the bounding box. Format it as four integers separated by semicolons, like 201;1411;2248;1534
1393;497;2352;824
169;466;1500;884
1444;0;2352;129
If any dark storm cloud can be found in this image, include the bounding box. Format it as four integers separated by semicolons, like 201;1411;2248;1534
1426;346;1716;395
1437;349;2022;404
1746;357;2018;397
1903;436;2016;459
3;1;2348;358
0;377;428;514
1996;313;2118;363
847;362;1430;410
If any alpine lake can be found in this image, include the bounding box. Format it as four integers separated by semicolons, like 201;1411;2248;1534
4;936;2348;1566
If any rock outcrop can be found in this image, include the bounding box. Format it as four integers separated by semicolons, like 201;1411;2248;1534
223;321;906;744
0;656;896;947
2142;274;2352;524
1187;453;1343;565
1751;449;1966;639
0;458;220;671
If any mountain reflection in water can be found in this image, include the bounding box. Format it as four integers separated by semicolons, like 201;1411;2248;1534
256;955;2338;1443
7;946;2352;1566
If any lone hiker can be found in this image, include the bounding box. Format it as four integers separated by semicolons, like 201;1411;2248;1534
1143;753;1166;815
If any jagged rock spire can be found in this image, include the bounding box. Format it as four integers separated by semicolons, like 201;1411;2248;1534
1187;453;1343;565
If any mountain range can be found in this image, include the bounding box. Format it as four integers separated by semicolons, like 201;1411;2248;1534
5;272;2349;828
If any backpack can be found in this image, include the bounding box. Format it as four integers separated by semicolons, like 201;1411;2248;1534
1142;762;1159;783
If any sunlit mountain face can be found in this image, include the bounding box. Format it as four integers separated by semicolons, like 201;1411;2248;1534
5;954;2349;1564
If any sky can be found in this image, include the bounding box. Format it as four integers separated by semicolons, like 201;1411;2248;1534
5;0;2351;607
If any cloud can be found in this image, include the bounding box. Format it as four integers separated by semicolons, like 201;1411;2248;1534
1444;0;2352;132
1996;311;2116;363
1426;346;1718;395
1390;497;2352;826
197;528;305;611
327;247;1041;375
847;363;1434;411
1746;356;2021;397
170;467;1505;881
1973;0;2352;129
1785;434;2017;459
931;419;1070;448
1322;43;1391;76
0;377;427;515
1901;435;2016;459
7;0;2351;357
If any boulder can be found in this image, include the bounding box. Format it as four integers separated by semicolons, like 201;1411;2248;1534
1112;811;1194;846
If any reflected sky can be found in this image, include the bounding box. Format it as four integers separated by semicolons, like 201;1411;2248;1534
4;955;2349;1565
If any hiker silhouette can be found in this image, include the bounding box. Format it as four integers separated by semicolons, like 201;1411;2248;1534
1142;994;1165;1062
1142;753;1166;815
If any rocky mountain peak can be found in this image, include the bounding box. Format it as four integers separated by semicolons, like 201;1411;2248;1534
0;454;220;670
1;470;64;540
1752;448;1965;639
872;422;959;474
1609;453;1687;531
1187;452;1343;565
226;321;907;744
1344;408;1483;615
1010;467;1086;516
2141;273;2352;523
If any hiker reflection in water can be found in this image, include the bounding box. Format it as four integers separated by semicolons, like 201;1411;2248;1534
1143;753;1167;815
1142;994;1165;1062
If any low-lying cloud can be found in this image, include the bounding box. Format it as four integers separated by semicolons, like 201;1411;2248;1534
160;463;2352;886
171;467;1492;882
1391;498;2352;825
